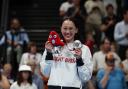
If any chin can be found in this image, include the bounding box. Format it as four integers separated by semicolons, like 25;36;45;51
65;38;72;42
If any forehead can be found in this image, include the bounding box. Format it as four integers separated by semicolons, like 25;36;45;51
11;19;20;23
62;20;75;27
104;39;110;44
4;64;12;69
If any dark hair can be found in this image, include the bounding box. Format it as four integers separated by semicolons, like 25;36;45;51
106;4;114;10
0;71;2;81
105;55;115;63
61;17;79;28
27;42;36;52
10;17;22;26
101;37;111;45
60;17;81;42
17;71;32;86
123;8;128;15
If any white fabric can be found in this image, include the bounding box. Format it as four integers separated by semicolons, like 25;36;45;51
122;59;128;81
20;52;42;74
114;21;128;46
59;2;73;12
10;82;37;89
40;43;93;88
19;65;32;72
84;0;106;16
20;53;42;65
93;51;121;71
84;0;95;14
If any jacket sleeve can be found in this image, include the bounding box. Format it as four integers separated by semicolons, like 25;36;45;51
77;45;93;82
114;23;126;41
40;49;53;78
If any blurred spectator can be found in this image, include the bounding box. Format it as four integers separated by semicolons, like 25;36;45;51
85;32;94;54
97;52;127;89
82;80;96;89
59;0;74;17
10;65;37;89
94;0;106;17
20;42;42;65
84;0;95;14
0;18;29;64
84;0;106;16
0;71;10;89
100;4;117;42
114;8;128;60
20;42;42;75
93;38;121;73
66;0;87;43
122;49;128;87
86;6;102;47
2;63;15;85
110;42;118;53
102;0;117;14
27;60;44;89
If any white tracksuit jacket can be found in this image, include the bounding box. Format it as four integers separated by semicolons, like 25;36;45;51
40;42;93;88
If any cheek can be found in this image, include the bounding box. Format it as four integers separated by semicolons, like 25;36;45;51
22;73;29;78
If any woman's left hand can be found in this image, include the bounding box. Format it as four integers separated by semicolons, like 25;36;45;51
74;48;82;59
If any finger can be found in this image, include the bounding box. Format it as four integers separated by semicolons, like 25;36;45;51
45;41;53;47
75;49;81;52
45;41;51;46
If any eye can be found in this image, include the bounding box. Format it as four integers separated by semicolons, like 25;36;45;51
49;35;52;38
53;35;57;38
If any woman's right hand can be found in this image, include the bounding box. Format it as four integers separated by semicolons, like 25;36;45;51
45;41;53;53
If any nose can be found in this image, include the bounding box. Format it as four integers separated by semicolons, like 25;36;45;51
65;29;70;34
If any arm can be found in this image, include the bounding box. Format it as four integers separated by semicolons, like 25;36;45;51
97;69;105;89
38;77;44;89
77;45;93;82
97;67;112;89
0;75;10;89
121;70;127;89
99;72;109;89
59;3;66;17
114;23;126;41
59;11;66;17
40;50;53;78
0;32;13;45
0;36;5;45
100;23;112;32
92;53;98;74
114;53;121;68
18;33;29;45
33;83;38;89
19;54;26;65
100;17;115;32
40;41;53;78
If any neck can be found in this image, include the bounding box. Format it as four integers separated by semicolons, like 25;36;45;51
23;80;28;84
65;39;74;44
108;14;114;18
30;52;36;54
3;72;9;77
75;4;80;8
102;50;109;54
